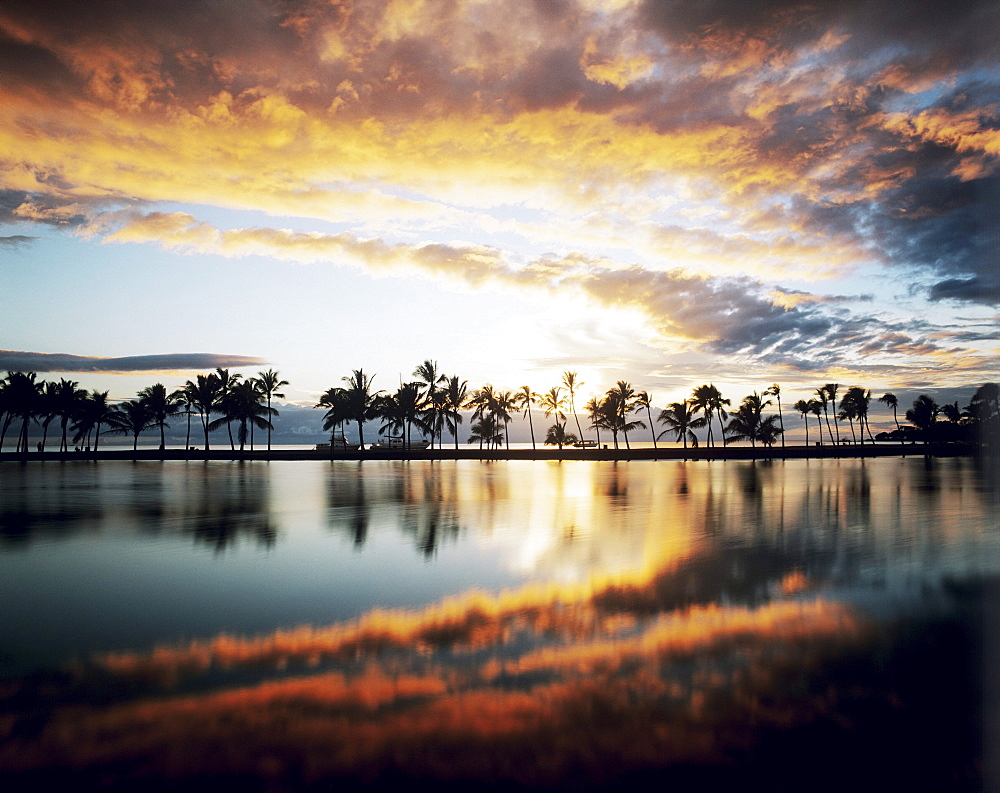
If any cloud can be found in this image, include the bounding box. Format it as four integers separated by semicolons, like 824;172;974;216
93;210;996;376
0;234;37;248
0;350;266;373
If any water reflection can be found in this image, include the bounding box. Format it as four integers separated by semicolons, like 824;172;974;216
0;457;996;790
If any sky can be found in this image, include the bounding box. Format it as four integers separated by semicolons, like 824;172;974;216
1;0;998;411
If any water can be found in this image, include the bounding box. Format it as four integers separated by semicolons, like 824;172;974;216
1;457;997;790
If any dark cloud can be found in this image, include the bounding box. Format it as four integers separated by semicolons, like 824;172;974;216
0;350;267;373
0;234;38;248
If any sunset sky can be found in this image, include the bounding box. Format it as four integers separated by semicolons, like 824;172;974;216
1;0;997;407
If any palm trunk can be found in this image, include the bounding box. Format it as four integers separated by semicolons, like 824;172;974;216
776;399;785;447
646;405;657;448
527;410;536;449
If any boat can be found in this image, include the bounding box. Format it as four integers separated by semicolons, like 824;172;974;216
572;439;600;448
315;435;358;452
369;435;431;450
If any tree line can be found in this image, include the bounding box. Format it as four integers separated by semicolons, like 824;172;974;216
0;368;287;453
2;364;997;454
313;364;999;451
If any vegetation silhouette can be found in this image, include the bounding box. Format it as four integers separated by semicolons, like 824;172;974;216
2;367;998;458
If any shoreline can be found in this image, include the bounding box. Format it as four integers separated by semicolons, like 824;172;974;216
0;442;984;463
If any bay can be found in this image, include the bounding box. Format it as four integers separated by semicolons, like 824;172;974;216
1;456;997;790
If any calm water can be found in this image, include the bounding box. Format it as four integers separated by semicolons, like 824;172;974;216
1;457;997;790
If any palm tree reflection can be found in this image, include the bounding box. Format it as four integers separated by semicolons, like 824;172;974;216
180;464;276;551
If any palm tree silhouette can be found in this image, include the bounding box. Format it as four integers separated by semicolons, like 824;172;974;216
635;391;658;449
255;369;288;451
657;400;704;450
413;361;446;447
878;392;900;434
104;399;155;451
4;371;41;453
444;376;468;449
690;384;729;448
544;421;577;450
37;380;59;451
824;383;841;444
809;399;824;444
515;385;539;449
210;380;273;451
906;395;939;444
764;384;785;448
342;369;380;449
794;399;812;446
561;371;585;441
583;396;604;446
725;392;773;448
71;390;111;452
539;387;566;439
494;390;516;449
138;383;181;451
317;387;351;451
838;392;859;444
214;368;243;450
54;378;86;452
814;387;834;445
184;373;221;451
606;381;644;449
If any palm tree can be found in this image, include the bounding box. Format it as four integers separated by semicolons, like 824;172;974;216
54;378;86;452
104;399;155;451
809;399;824;444
690;384;729;448
71;390;111;452
838;391;859;444
413;360;448;448
757;416;783;448
184;373;221;451
468;415;502;448
423;388;450;449
383;381;424;448
906;395;939;444
725;392;773;448
255;369;288;451
561;371;585;440
544;421;577;450
794;399;812;446
814;387;834;445
657;400;705;450
210;380;273;451
214;368;243;450
635;391;658;448
172;386;197;448
514;385;539;449
342;369;380;449
138;383;181;451
317;387;352;450
878;392;901;433
764;384;785;448
607;381;644;449
4;371;41;453
494;390;515;449
583;396;604;446
37;380;60;451
824;383;841;444
539;387;566;444
444;376;469;449
844;386;874;443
